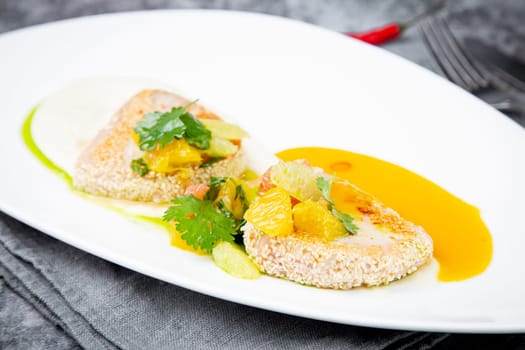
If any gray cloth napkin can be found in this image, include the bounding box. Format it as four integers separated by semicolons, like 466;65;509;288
1;0;524;349
0;213;449;350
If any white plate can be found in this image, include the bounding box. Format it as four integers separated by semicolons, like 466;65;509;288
1;10;524;333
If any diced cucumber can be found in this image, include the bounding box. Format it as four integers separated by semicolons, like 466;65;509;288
212;241;260;279
202;137;238;157
201;119;249;140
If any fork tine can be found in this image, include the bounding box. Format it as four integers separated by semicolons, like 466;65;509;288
420;17;492;92
420;18;472;90
436;18;490;90
490;65;525;93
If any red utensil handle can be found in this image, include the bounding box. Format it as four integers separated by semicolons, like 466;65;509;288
347;0;446;45
347;23;401;45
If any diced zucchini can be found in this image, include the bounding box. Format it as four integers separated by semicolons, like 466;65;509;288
201;119;249;140
212;241;260;279
202;137;238;157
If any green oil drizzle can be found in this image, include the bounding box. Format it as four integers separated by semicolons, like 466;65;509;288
21;107;167;229
135;215;170;229
22;106;73;187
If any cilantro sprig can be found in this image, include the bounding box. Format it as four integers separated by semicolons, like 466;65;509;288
134;102;211;151
316;177;358;234
163;177;251;253
163;195;236;253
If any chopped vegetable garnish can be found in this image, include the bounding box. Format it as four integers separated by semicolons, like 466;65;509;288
212;241;260;279
200;119;249;140
202;137;238;157
134;102;211;151
293;200;347;240
270;161;322;202
163;195;237;253
316;177;358;234
130;157;149;176
316;176;334;206
206;176;228;201
332;209;359;234
164;176;254;253
244;187;294;237
179;112;212;149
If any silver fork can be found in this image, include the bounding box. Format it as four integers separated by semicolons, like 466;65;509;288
419;16;518;113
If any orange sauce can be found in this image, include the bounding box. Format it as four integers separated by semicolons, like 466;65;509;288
277;147;492;282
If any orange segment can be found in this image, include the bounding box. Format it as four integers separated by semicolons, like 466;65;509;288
244;187;293;236
293;200;347;241
144;138;202;173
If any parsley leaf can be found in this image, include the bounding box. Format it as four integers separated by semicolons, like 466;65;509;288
180;113;211;149
130;157;149;176
134;103;211;151
332;209;359;234
135;109;186;151
316;177;335;207
316;176;358;234
163;195;236;253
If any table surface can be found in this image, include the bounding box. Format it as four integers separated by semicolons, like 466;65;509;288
1;1;524;349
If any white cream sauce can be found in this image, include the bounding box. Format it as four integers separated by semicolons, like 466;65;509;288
30;77;276;217
31;77;176;175
336;220;392;249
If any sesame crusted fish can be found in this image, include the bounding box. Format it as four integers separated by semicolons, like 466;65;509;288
242;163;433;289
73;89;246;202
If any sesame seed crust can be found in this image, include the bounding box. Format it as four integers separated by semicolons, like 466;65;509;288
242;186;433;290
73;89;246;203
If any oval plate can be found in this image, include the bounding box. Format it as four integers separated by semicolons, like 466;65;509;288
1;10;524;333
